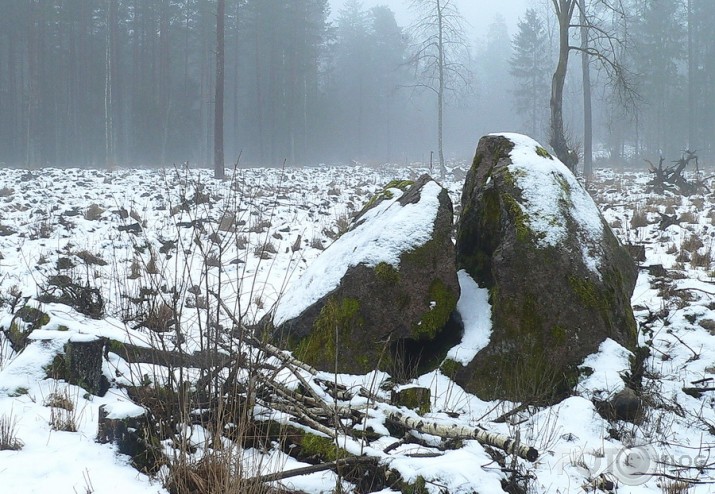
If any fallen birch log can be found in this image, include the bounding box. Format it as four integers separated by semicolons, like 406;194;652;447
387;410;538;462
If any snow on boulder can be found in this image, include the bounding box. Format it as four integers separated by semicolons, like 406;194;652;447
454;133;637;402
265;174;460;375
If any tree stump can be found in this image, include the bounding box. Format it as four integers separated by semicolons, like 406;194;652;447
97;403;163;473
64;336;109;396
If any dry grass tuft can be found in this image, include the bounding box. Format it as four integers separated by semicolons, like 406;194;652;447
681;236;704;253
164;454;268;494
84;203;105;221
0;412;23;451
630;208;650;229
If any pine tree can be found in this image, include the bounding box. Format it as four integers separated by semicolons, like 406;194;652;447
509;10;550;140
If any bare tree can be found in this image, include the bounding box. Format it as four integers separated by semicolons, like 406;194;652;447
214;0;226;179
580;2;592;178
549;0;635;173
407;0;470;179
105;0;117;167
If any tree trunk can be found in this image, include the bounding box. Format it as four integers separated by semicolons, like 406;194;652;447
687;0;694;151
549;0;577;172
580;1;592;178
105;0;117;167
26;0;40;167
159;0;171;166
214;0;226;179
437;0;446;180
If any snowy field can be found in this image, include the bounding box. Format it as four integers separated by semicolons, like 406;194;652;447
1;164;715;493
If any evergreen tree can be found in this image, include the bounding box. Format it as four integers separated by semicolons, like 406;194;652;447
690;0;715;159
509;10;550;141
634;0;686;157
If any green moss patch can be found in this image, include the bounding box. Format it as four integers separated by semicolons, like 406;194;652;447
440;358;462;378
15;306;50;329
383;179;415;191
536;146;553;159
375;262;400;285
363;179;415;211
392;387;431;414
294;297;363;370
412;279;457;340
299;433;349;462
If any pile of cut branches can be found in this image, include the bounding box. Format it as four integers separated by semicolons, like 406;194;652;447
184;297;540;491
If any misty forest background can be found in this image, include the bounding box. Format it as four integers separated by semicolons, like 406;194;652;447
1;0;714;169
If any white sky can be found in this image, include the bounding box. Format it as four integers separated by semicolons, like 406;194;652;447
329;0;533;43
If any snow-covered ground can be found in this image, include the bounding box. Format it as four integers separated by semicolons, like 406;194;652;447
1;164;715;493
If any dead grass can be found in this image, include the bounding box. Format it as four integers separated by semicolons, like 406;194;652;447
681;236;704;253
680;210;698;224
691;249;712;268
661;480;690;493
334;212;351;238
44;391;75;411
164;453;268;494
310;237;325;250
76;250;108;266
0;412;23;451
630;208;650;229
143;302;176;332
253;241;277;259
49;403;78;432
84;204;105;221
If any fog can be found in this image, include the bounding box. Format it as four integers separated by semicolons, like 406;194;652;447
1;0;713;169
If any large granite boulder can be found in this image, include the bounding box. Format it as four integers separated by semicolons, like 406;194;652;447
454;133;637;402
267;174;460;374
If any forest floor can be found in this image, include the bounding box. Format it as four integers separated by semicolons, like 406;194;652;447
0;163;715;493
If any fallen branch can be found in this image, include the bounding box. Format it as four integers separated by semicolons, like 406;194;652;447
250;456;378;483
212;293;318;375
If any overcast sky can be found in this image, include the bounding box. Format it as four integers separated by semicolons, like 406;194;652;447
329;0;533;44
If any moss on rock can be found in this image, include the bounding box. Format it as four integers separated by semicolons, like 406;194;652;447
375;262;400;285
294;297;363;370
299;433;349;462
362;179;415;212
440;358;462;378
455;134;638;403
535;146;553;159
272;175;459;376
412;279;457;340
6;306;51;351
401;476;428;494
392;387;431;414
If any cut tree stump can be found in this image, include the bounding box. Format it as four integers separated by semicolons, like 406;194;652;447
97;403;163;473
